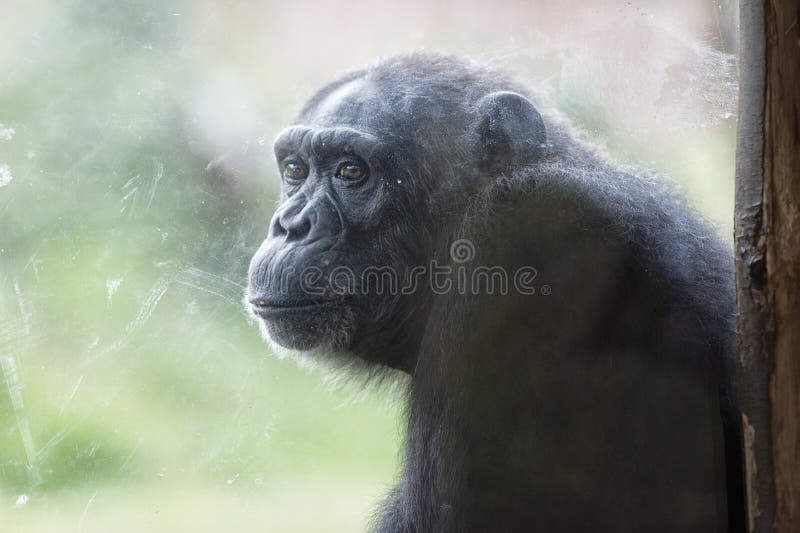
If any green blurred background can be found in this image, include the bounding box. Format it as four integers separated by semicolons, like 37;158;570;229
0;1;737;531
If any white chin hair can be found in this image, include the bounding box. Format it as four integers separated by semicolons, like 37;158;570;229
259;320;350;376
257;320;407;394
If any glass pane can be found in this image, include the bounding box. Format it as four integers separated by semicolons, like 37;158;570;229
0;1;738;531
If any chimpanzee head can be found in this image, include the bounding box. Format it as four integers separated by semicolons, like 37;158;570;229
246;53;546;372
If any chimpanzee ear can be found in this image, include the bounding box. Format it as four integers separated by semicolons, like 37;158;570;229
473;91;547;174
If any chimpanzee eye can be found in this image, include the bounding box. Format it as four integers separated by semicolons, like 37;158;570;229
335;161;367;181
283;162;308;181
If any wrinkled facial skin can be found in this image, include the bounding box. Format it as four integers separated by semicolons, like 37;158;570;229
246;84;426;370
246;63;543;370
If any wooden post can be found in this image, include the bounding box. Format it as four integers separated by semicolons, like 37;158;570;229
734;0;800;531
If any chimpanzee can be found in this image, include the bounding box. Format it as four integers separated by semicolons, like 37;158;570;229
246;52;743;533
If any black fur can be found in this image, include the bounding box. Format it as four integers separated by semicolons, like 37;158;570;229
247;52;744;532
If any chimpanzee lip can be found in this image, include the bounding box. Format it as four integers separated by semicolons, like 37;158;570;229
250;297;339;318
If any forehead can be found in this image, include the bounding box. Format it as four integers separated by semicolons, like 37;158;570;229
299;79;394;133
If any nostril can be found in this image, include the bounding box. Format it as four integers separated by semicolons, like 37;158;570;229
271;208;314;242
287;217;312;240
269;216;287;238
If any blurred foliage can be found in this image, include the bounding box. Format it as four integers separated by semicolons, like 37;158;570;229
0;1;400;531
0;0;735;531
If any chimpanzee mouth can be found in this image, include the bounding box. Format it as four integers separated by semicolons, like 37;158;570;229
249;297;341;319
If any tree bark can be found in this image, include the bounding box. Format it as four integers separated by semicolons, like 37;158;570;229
734;1;800;532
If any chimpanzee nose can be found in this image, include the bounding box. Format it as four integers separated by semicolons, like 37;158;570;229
268;192;342;244
271;204;314;241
